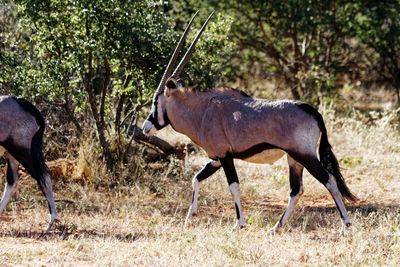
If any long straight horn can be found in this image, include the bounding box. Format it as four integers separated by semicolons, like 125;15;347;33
155;11;199;96
172;11;215;78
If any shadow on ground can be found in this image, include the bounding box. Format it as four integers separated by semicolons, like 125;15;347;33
0;200;398;241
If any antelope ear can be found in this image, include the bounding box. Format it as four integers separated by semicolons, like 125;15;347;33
165;78;183;97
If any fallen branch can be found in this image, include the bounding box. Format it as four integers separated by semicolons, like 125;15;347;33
127;125;176;156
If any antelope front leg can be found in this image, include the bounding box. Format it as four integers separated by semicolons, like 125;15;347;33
220;155;245;230
185;160;221;226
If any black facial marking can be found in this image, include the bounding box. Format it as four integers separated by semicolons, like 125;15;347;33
195;161;221;182
235;203;240;220
220;154;239;185
233;143;280;160
191;191;195;203
147;94;170;130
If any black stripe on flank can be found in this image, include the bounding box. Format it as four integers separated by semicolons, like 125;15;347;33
233;143;280;160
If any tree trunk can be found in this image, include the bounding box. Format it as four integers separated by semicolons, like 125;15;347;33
61;74;82;135
114;74;132;133
85;13;113;170
290;84;301;100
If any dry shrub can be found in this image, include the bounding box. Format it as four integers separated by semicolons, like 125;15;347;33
47;145;94;182
44;125;187;191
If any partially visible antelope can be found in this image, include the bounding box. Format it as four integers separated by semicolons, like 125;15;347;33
0;96;58;229
143;12;357;234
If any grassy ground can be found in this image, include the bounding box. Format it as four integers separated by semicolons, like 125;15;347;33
0;110;399;266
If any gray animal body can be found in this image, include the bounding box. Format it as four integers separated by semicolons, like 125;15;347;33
0;96;58;229
142;12;356;233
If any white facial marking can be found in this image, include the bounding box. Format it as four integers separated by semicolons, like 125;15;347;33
142;120;157;136
157;100;165;126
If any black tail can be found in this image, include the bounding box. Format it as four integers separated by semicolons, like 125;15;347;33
13;97;50;184
296;103;357;202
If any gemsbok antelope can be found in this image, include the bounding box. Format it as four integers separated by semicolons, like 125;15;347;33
0;96;58;229
143;12;357;234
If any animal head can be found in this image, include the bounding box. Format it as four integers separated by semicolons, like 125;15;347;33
142;11;214;136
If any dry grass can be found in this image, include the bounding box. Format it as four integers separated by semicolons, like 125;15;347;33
0;109;399;266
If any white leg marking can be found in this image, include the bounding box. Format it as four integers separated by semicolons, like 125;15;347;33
0;184;18;213
211;160;221;168
185;160;220;226
281;187;304;226
326;175;351;233
0;158;19;213
230;182;245;230
268;186;304;235
43;174;58;223
38;172;59;232
185;177;200;226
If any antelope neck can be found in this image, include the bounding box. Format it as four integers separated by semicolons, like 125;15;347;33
166;89;209;144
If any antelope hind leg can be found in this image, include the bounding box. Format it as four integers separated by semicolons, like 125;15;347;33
268;156;304;235
0;156;20;213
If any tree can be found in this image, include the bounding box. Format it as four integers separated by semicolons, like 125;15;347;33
354;1;400;104
172;0;400;106
1;0;234;168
